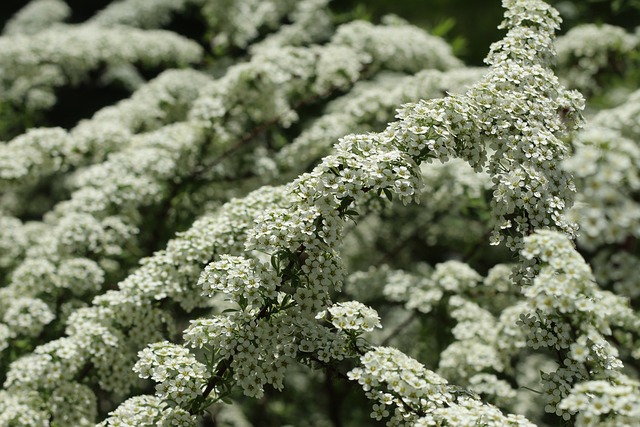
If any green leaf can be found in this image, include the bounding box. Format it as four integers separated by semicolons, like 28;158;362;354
432;17;456;37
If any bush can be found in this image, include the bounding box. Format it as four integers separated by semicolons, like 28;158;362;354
0;1;639;426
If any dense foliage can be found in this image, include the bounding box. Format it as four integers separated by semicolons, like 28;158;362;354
0;0;639;426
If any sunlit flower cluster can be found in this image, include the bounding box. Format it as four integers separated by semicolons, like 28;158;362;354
316;301;382;332
558;377;640;427
134;341;208;406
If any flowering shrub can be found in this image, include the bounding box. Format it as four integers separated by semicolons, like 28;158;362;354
0;0;639;426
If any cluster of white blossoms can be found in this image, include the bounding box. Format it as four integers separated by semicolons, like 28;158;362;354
348;346;452;423
558;377;640;427
134;342;208;406
341;226;640;425
1;298;54;338
330;17;463;73
519;230;640;418
382;260;483;315
591;88;640;136
344;263;523;405
0;186;288;420
189;17;461;141
0;123;204;346
0;69;211;199
349;346;534;426
555;23;639;94
335;157;494;277
198;255;279;313
0;25;202;114
563;125;640;250
385;0;583;252
339;153;640;424
1;12;454;358
562;90;640;302
316;301;382;332
0;390;51;427
2;0;70;36
439;297;505;382
247;0;333;53
89;0;323;56
0;215;46;275
2;0;638;425
183;251;360;400
96;395;195;427
277;69;485;175
201;0;300;51
87;0;205;29
98;0;586;424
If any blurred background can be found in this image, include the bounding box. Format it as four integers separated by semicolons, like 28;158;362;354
2;0;640;65
331;0;640;65
0;0;638;139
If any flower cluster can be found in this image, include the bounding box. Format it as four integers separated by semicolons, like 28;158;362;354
350;263;522;409
556;24;639;94
2;14;447;358
316;301;382;332
348;346;453;424
0;214;33;274
0;68;210;204
349;347;533;426
562;91;640;304
190;18;462;143
1;0;633;426
330;18;462;73
198;255;279;313
118;0;584;422
1;298;55;338
519;230;640;418
563;126;640;250
0;25;202;113
248;0;333;52
385;0;583;252
0;122;204;346
88;0;204;29
439;297;505;382
134;342;208;406
201;0;301;51
277;68;485;175
558;377;640;427
98;395;196;427
2;0;70;36
0;185;287;418
0;390;49;427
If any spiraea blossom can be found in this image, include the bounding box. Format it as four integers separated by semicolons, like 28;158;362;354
0;0;638;426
